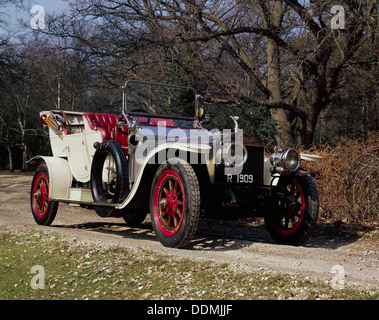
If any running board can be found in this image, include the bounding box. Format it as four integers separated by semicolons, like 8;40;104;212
50;198;118;207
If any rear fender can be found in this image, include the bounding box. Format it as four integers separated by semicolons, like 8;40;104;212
27;156;72;200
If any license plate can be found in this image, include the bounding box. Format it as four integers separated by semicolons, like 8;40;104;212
226;174;254;184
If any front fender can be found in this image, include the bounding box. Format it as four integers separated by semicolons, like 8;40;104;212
264;153;322;186
116;142;211;209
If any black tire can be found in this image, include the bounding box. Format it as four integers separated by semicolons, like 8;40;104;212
122;212;147;226
150;159;200;248
265;170;319;246
30;164;59;225
91;140;129;217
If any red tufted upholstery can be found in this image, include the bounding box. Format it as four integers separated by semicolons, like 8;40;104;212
149;118;177;127
83;113;129;153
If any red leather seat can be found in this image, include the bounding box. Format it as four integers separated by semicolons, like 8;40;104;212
61;128;71;135
83;113;129;153
149;118;177;127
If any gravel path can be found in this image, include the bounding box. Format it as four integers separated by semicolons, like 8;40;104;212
1;174;378;290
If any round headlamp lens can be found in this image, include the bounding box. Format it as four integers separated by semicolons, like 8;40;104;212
285;149;300;171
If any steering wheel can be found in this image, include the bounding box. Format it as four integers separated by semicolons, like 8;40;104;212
117;115;129;135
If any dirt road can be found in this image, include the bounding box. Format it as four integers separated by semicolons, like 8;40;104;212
1;174;378;290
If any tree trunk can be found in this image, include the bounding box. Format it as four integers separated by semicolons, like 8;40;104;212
267;37;294;146
266;2;294;146
17;113;28;171
301;104;319;149
270;108;294;146
7;146;14;172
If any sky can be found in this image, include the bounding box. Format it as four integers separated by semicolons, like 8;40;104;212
31;0;69;13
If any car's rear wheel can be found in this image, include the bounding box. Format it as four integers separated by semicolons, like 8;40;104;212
30;164;59;225
150;160;200;248
122;212;147;226
265;170;319;246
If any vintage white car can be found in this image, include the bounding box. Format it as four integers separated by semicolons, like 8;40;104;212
28;80;321;248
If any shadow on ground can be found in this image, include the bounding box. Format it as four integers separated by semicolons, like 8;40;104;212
52;217;376;251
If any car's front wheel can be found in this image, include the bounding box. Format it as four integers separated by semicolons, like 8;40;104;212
265;170;319;246
150;160;200;248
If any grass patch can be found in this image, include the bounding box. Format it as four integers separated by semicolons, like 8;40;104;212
0;227;377;300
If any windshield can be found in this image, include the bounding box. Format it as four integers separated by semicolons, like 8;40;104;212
123;80;198;119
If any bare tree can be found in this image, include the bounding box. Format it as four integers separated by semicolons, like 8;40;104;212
151;0;377;147
0;34;95;169
45;0;378;147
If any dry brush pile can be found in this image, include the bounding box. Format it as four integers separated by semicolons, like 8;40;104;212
301;133;378;224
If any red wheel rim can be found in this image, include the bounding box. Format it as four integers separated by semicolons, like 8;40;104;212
153;170;185;236
32;172;49;218
273;179;305;236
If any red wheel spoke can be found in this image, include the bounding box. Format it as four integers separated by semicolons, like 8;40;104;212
174;180;179;192
164;215;171;228
161;208;168;218
154;170;186;236
32;172;50;218
272;178;306;236
172;215;178;227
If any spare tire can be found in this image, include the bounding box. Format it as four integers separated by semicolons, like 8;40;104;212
91;140;129;217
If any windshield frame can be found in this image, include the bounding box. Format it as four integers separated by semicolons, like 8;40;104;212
122;80;199;121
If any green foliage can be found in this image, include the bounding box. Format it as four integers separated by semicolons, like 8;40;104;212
204;103;277;147
242;104;277;148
